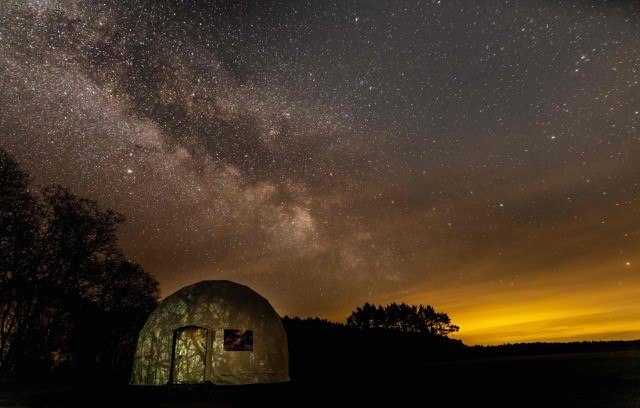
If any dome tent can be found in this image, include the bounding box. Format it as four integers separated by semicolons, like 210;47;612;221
131;280;289;385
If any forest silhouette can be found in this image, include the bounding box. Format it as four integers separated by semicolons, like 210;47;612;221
0;148;159;381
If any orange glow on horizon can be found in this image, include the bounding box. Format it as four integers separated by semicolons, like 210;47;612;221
318;257;640;346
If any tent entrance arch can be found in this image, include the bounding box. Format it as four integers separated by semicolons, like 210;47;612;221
170;326;211;384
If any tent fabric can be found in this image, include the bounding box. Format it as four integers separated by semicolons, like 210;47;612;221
131;280;289;385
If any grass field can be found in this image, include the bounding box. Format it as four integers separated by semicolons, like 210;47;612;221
2;350;640;407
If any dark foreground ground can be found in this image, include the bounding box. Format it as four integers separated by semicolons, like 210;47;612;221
2;350;640;407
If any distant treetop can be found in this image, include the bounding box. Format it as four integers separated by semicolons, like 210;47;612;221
346;302;459;337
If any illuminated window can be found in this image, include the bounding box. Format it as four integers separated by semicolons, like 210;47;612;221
223;329;253;351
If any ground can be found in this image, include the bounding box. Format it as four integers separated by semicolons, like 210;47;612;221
2;350;640;407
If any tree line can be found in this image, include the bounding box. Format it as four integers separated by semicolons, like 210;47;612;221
284;302;459;338
283;313;463;382
346;302;459;336
0;148;159;381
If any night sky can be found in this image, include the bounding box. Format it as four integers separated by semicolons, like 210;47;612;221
1;0;639;344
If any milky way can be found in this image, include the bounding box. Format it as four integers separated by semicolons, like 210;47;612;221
1;0;639;344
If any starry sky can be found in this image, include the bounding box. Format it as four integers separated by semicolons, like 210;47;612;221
1;0;639;345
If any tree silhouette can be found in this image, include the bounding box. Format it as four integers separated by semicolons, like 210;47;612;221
346;302;459;336
0;148;159;380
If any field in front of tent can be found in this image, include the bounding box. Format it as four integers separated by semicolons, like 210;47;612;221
2;350;640;407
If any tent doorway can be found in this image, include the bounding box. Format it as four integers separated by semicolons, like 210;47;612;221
170;326;209;383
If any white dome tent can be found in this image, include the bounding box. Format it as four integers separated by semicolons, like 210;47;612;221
131;280;289;385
